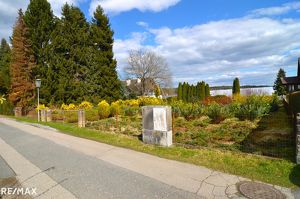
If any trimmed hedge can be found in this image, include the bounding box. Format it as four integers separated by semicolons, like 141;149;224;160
288;91;300;113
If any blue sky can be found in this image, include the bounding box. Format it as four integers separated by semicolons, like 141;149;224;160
1;0;300;86
108;0;295;40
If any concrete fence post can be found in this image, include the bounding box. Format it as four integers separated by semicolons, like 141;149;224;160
41;109;46;122
46;109;52;122
14;107;22;117
142;106;172;147
78;109;86;128
296;113;300;164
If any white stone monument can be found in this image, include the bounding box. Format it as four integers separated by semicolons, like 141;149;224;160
142;106;172;147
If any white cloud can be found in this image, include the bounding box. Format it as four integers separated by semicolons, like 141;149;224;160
114;17;300;85
0;0;28;40
113;32;148;77
136;21;149;28
0;0;83;41
249;1;300;17
89;0;180;15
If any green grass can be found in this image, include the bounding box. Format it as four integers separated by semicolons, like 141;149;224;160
12;116;300;189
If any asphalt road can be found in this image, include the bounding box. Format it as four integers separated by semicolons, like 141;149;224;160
0;123;202;199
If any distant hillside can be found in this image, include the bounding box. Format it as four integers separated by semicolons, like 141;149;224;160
210;85;272;90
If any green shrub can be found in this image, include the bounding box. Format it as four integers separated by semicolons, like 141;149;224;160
86;109;99;121
179;103;195;120
206;103;231;123
52;110;64;121
0;100;14;115
269;94;280;112
64;111;78;123
211;118;256;143
189;130;210;146
170;101;205;120
192;116;211;127
123;106;139;116
234;95;271;121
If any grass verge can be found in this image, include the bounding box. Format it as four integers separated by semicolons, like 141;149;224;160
11;116;300;189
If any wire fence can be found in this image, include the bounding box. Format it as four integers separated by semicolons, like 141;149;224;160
42;108;296;161
2;103;296;162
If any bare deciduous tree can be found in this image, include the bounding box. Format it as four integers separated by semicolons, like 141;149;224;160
124;49;172;96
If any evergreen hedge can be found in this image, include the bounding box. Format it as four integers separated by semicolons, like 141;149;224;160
288;91;300;114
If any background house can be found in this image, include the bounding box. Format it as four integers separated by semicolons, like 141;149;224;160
121;78;156;97
281;58;300;93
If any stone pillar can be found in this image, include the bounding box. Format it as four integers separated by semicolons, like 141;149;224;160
14;107;22;117
41;109;46;122
142;106;172;147
46;109;52;122
296;113;300;164
78;109;85;128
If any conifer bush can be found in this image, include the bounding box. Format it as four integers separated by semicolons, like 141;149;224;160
110;101;122;116
233;95;271;121
98;100;110;119
206;103;231;123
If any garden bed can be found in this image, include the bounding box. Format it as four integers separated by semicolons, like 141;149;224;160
36;95;294;160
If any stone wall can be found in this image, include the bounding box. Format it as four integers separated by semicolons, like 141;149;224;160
296;113;300;164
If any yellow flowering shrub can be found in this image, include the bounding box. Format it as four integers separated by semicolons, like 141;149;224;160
61;103;77;110
98;100;110;119
123;99;140;107
78;101;93;110
232;94;246;103
110;101;122;116
113;99;125;106
36;104;48;110
138;97;163;106
0;95;6;104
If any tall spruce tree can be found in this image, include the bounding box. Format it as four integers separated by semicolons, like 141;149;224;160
24;0;54;63
232;78;240;95
24;0;54;103
205;83;210;97
0;38;11;94
273;68;286;96
9;10;36;110
89;5;121;102
49;4;90;103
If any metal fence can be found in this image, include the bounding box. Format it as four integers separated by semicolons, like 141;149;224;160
7;105;296;162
